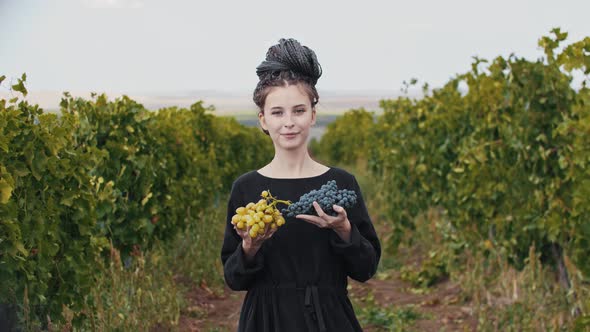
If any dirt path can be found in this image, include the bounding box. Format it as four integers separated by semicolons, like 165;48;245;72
177;284;243;331
177;271;477;331
348;273;477;331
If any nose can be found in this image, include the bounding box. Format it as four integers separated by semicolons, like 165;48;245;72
283;112;295;128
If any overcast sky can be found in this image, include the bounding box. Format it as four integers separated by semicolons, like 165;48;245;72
1;0;588;95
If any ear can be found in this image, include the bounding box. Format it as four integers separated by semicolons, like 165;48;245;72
258;111;268;131
311;108;317;126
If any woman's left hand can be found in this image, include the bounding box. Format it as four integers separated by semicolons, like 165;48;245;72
296;201;352;242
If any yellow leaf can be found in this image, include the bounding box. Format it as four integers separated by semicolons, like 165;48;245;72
416;164;427;173
0;178;13;204
15;242;29;257
453;167;465;173
141;192;153;206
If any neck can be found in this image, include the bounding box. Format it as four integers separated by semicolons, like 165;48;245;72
268;146;317;177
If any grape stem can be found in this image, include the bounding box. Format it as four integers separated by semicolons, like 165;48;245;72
268;199;291;208
263;190;292;208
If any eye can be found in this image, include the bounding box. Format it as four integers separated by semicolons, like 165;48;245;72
295;109;305;113
271;110;283;115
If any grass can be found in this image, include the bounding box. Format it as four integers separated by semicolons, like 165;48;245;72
38;244;182;331
459;246;590;331
351;289;422;332
31;202;229;331
162;201;227;291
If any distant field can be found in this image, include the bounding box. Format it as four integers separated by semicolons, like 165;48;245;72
1;89;395;116
3;90;384;140
225;113;340;126
224;113;341;140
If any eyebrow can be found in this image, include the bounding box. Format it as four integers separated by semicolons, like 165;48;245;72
270;104;307;110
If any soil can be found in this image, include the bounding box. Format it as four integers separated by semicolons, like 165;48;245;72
348;274;478;331
177;284;242;332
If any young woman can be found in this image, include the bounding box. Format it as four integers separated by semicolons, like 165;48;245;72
220;38;381;332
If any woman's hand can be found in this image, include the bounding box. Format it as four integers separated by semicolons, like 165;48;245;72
234;223;277;261
296;201;352;242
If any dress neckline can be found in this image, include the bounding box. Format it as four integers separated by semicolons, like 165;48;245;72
255;167;333;180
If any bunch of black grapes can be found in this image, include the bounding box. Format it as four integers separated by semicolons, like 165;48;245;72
282;180;357;217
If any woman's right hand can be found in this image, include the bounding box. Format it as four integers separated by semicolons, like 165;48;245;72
234;224;278;261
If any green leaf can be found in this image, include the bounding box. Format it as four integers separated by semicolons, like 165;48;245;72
31;149;48;181
558;155;569;169
78;222;90;236
0;135;8;153
11;79;28;97
0;75;5;85
60;191;78;207
10;161;30;177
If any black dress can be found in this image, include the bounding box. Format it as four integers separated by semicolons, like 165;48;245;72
220;167;381;332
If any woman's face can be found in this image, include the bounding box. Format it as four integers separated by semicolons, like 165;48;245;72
259;84;316;151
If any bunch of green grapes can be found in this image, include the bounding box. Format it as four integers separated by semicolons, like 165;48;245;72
231;190;289;238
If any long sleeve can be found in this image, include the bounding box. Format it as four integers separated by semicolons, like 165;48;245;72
220;181;265;291
329;175;381;282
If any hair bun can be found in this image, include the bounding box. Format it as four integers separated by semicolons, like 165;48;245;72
256;38;322;85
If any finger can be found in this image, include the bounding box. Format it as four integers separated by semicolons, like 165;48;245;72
302;219;323;228
235;225;249;238
253;225;272;241
333;204;347;218
296;214;323;223
260;225;272;238
312;201;328;219
296;214;326;228
264;227;278;240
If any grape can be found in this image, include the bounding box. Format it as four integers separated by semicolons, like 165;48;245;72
280;180;357;218
231;183;355;237
231;189;290;238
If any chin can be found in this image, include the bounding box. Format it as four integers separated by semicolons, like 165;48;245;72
274;139;306;151
271;132;309;148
